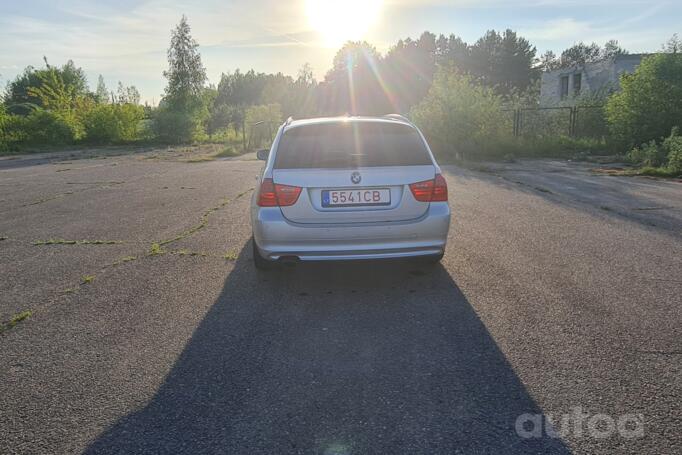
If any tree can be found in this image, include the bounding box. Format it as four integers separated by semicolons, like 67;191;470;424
162;15;207;110
3;59;88;115
115;82;141;105
156;15;208;143
95;75;109;104
602;40;627;59
321;41;392;115
558;40;628;68
663;34;681;53
465;29;537;94
539;50;560;72
411;65;507;160
606;53;682;147
560;42;602;67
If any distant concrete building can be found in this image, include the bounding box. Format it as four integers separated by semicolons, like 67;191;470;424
540;54;646;106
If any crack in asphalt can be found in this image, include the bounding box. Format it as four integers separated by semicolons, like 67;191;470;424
1;188;255;334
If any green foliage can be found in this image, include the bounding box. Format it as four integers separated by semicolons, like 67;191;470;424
245;103;282;150
83;103;144;144
4;59;88;115
666;135;682;174
411;67;507;160
606;53;682;148
157;15;209;143
153;101;208;144
627;140;667;167
95;75;109;103
22;109;81;145
626;128;682;175
163;15;207;111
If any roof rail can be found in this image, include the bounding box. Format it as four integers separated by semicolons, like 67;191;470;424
383;114;412;124
285;116;294;126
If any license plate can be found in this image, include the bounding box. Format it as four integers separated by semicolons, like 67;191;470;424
322;189;391;207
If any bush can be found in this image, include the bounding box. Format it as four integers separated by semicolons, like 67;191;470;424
606;53;682;148
22;109;80;145
83;104;144;144
627;128;682;175
411;67;508;160
627;140;667;167
662;128;682;174
245;103;282;150
667;138;682;174
153;98;208;144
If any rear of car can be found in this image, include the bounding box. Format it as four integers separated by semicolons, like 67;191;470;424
250;116;450;267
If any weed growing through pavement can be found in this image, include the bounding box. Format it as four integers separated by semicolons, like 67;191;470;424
0;310;32;333
111;255;137;266
148;243;165;255
80;275;96;285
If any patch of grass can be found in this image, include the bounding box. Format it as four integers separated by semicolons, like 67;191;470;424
223;250;238;261
112;255;137;266
637;166;682;178
185;155;216;163
213;146;241;158
1;310;33;333
148;243;165;256
235;188;254;199
80;274;96;285
591;166;681;178
158;197;231;247
33;239;122;246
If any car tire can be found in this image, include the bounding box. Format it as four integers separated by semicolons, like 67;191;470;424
252;237;273;270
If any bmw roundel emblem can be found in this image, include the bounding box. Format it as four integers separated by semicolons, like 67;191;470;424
351;171;361;184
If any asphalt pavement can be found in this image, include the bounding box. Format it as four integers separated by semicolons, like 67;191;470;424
0;148;680;454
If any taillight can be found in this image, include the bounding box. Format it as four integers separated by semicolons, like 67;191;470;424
431;174;448;202
274;182;302;206
409;174;448;202
257;178;301;207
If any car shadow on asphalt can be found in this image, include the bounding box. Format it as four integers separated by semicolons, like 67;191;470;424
84;242;571;454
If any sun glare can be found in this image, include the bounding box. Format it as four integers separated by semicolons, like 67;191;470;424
306;0;383;47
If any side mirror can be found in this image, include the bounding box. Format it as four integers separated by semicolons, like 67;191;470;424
256;149;269;161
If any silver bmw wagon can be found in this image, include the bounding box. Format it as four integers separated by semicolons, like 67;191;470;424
250;115;451;269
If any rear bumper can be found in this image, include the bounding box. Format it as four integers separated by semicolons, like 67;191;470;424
251;202;451;261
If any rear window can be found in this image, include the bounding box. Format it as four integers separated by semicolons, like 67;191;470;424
274;122;432;169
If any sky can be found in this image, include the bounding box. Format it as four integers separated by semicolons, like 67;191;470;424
0;0;679;104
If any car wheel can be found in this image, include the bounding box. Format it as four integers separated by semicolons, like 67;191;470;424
252;237;273;270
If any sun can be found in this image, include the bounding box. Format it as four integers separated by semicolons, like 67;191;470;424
306;0;383;47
